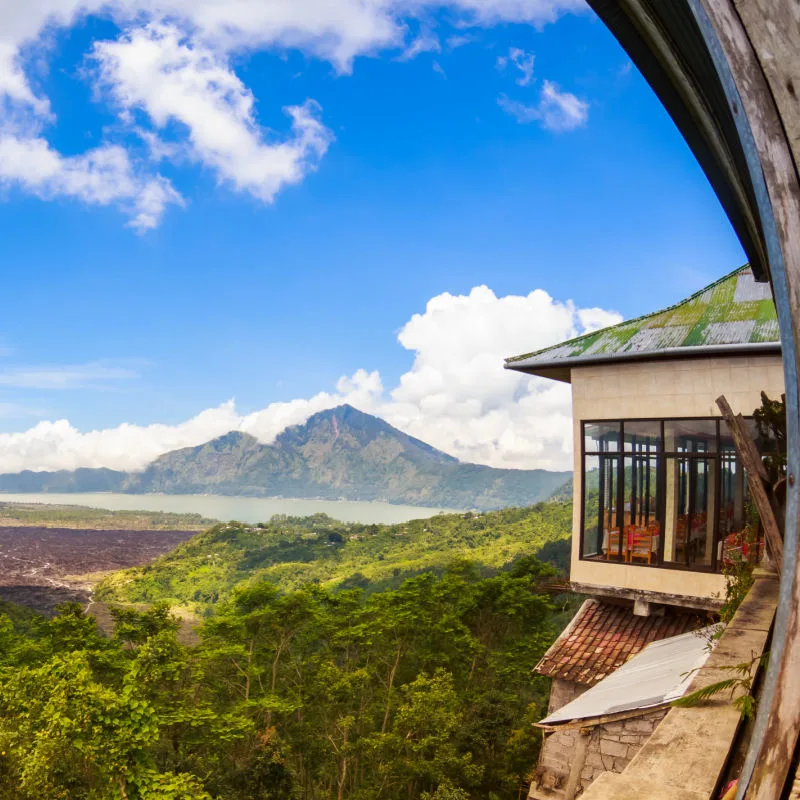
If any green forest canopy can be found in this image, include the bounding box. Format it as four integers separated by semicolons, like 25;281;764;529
97;503;573;610
0;503;575;799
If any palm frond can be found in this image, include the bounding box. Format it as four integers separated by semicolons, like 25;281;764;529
671;678;738;708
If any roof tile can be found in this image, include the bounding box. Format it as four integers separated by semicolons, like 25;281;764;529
535;599;706;686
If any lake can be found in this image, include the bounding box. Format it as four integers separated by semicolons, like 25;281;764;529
0;492;459;525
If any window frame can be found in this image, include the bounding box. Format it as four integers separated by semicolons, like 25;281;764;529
579;417;743;574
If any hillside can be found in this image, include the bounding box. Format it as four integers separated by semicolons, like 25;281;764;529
0;405;570;510
1;547;569;799
96;502;573;608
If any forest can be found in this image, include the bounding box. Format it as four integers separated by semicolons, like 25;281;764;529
97;503;573;609
0;504;575;799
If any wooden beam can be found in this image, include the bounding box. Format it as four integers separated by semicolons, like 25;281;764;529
568;582;724;612
696;2;800;796
716;395;783;574
534;703;671;732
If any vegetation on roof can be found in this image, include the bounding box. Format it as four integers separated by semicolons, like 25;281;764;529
507;264;779;366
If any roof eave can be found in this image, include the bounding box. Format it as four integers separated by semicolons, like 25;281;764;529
505;342;782;383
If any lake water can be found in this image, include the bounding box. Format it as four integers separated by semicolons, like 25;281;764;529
0;492;459;525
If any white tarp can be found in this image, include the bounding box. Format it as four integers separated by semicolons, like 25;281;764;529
541;624;721;725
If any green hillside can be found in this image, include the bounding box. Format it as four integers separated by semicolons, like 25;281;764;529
96;502;573;609
0;556;573;800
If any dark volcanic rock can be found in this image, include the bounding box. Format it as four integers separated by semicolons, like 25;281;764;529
0;526;196;616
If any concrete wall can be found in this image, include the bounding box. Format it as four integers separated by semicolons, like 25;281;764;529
569;354;785;602
530;678;667;799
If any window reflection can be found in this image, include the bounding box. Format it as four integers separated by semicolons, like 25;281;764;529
584;422;621;453
623;421;661;453
581;417;775;573
664;420;717;453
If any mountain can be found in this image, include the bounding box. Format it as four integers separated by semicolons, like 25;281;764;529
0;405;570;511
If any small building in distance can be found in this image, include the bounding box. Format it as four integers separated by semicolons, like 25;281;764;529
506;264;784;798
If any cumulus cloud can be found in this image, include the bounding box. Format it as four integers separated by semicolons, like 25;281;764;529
0;0;584;227
0;369;385;474
498;79;588;131
374;285;611;469
0;286;621;474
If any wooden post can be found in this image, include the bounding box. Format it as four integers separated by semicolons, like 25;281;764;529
716;396;783;575
562;728;591;800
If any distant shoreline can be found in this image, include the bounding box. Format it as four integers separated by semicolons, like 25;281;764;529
0;492;461;526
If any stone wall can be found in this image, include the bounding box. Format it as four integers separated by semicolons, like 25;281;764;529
530;679;667;799
580;710;667;785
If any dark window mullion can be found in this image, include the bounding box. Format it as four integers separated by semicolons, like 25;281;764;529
616;454;624;562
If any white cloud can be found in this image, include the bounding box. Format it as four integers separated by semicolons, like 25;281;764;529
0;362;139;390
537;79;589;131
498;79;588;131
577;307;624;333
0;0;584;227
497;46;535;85
0;370;385;474
397;29;441;61
374;285;613;469
0;133;182;230
497;94;538;123
0;403;47;420
0;286;621;474
93;23;333;202
446;34;477;49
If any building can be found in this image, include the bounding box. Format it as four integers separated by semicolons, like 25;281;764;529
507;264;784;610
505;264;784;798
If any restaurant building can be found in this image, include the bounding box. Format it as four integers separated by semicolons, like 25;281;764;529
507;264;783;610
505;264;784;798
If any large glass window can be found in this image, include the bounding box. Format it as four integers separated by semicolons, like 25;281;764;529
625;454;660;564
664;420;717;453
582;455;621;559
580;418;774;573
624;421;661;453
662;455;714;568
585;422;620;453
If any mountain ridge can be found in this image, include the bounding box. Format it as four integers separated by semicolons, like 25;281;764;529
0;405;570;511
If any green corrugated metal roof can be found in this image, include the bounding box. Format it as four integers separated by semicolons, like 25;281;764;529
506;265;779;374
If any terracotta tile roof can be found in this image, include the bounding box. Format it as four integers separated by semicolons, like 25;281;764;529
535;599;706;686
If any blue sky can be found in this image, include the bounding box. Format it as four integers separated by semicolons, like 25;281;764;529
0;0;744;473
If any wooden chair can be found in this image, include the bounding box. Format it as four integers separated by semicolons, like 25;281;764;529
605;528;622;560
629;527;654;564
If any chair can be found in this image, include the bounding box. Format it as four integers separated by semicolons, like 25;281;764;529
605;528;622;560
629;527;654;564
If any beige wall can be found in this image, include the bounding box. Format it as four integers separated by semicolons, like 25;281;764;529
569;354;784;602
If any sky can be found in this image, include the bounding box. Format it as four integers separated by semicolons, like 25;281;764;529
0;0;747;473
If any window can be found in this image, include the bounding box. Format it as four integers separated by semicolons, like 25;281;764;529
582;454;621;559
580;418;771;573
